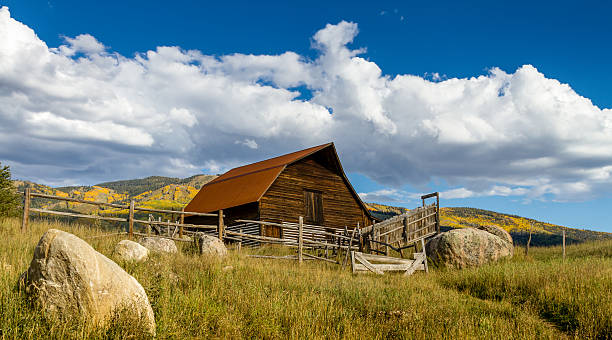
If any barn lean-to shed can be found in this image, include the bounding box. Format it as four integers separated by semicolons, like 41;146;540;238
184;143;376;238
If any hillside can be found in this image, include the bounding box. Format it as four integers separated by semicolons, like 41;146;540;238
440;207;611;246
81;174;216;197
13;174;216;213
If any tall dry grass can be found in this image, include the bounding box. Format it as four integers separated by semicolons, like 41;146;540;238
1;216;610;339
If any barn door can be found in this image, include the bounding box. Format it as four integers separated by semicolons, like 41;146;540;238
304;190;324;224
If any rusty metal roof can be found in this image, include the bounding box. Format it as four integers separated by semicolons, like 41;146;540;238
184;142;374;220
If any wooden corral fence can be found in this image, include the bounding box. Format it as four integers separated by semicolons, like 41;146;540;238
19;188;223;241
359;192;439;256
194;216;361;265
20;188;441;273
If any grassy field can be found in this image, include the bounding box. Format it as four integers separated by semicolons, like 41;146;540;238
1;217;610;339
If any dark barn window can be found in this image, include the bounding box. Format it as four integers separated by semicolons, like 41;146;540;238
304;190;323;224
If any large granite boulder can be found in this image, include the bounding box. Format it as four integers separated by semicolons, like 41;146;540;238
426;228;513;269
114;240;149;263
138;237;178;254
194;233;227;257
20;229;155;335
477;225;513;245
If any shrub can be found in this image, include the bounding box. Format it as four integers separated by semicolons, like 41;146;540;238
0;162;20;217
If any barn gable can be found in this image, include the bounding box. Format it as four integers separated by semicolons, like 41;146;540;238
184;143;375;227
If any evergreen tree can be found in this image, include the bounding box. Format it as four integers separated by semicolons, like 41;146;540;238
0;162;20;217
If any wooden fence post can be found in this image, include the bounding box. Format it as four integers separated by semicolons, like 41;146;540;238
356;222;363;252
562;229;566;260
21;188;31;233
435;192;440;234
147;214;152;235
525;222;533;256
179;207;184;238
238;227;243;252
384;234;389;256
342;226;357;269
218;209;224;241
128;200;134;238
298;216;304;264
167;220;171;236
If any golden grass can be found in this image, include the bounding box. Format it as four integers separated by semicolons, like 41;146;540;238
1;217;610;339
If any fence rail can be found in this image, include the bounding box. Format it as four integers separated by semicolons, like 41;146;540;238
20;188;223;239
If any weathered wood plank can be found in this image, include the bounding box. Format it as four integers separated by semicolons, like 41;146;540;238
260;159;374;231
404;253;426;276
354;252;383;275
30;208;129;222
358;253;413;264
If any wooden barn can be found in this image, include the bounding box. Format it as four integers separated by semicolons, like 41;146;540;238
184;143;376;238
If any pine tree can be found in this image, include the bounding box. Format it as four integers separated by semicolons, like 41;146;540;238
0;162;20;217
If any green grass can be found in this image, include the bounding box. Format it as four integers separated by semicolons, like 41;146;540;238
1;217;611;339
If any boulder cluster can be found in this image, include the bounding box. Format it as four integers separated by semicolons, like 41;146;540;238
19;229;156;335
18;229;229;334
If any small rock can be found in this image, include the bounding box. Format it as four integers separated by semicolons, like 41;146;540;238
194;233;227;257
139;237;178;254
426;228;513;269
20;229;155;335
114;240;149;263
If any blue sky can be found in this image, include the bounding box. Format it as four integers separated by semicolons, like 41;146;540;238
1;0;611;232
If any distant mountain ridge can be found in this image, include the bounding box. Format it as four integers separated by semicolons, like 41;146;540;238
13;174;217;213
12;175;611;246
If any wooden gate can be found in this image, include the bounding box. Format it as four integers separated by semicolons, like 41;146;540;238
360;192;439;255
351;239;428;275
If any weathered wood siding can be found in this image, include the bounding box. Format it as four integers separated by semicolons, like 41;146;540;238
259;157;373;230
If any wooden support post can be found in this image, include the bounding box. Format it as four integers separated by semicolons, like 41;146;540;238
179;207;184;238
218;209;224;241
147;214;152;235
238;227;243;252
384;234;389;256
21;188;31;233
128;200;134;238
167;220;171;236
435;192;440;234
342;226;357;269
356;222;363;252
298;216;303;264
562;229;566;260
421;238;429;273
371;225;376;254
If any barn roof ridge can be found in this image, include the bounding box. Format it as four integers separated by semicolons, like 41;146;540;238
205;142;333;186
185;142;374;221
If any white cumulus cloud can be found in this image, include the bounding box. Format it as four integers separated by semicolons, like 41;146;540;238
1;6;611;202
